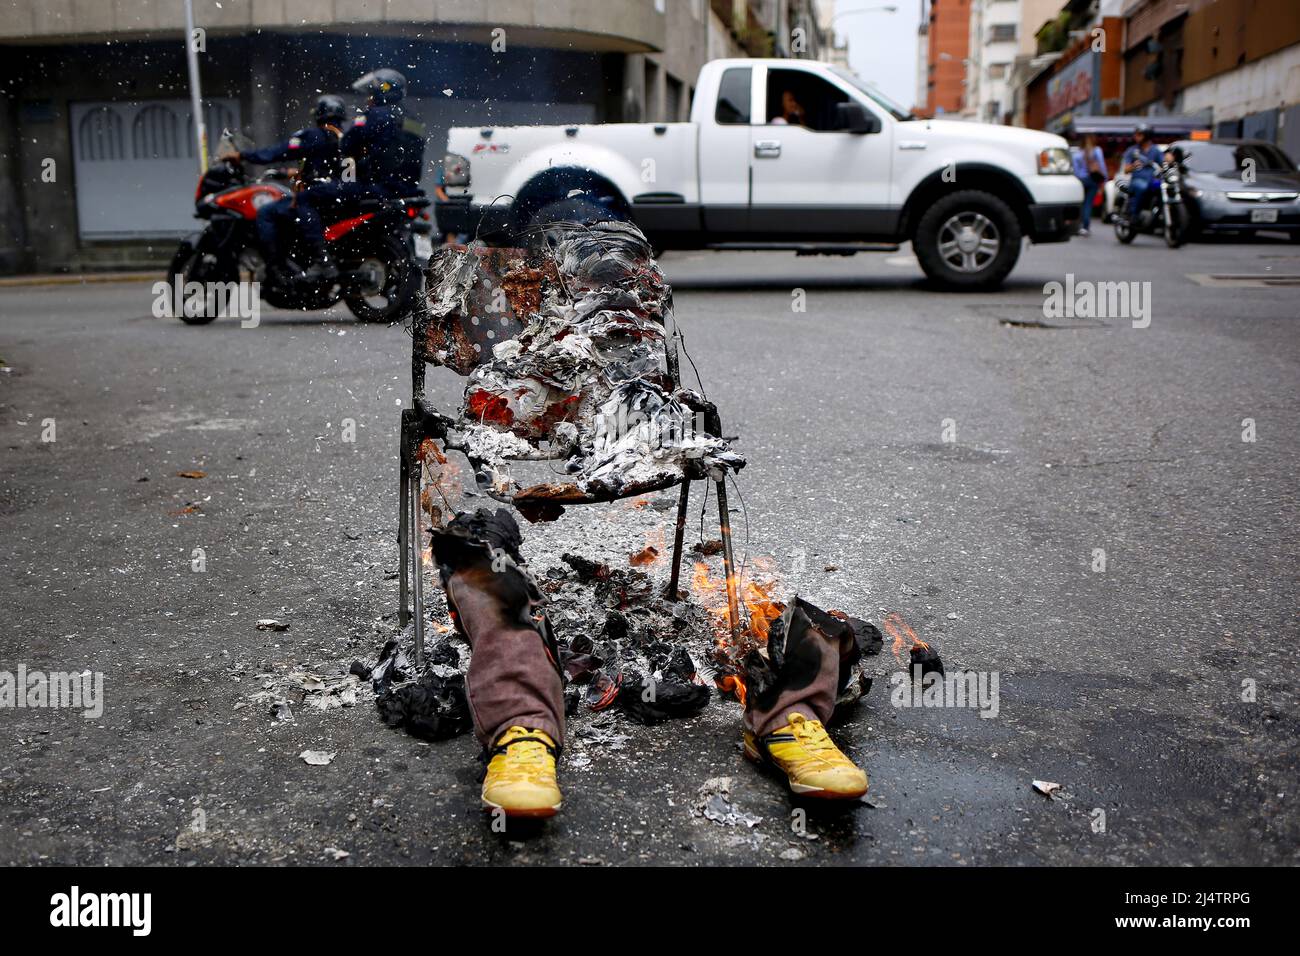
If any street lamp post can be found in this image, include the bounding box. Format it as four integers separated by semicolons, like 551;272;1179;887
184;0;208;173
828;4;899;48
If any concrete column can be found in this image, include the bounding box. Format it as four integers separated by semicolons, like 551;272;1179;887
0;96;30;273
622;53;646;122
247;33;283;143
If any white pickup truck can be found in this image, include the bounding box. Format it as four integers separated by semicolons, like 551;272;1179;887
437;58;1082;289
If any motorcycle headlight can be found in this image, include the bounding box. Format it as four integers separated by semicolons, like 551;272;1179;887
1037;147;1072;175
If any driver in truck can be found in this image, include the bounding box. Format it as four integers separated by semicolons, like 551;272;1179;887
770;89;807;126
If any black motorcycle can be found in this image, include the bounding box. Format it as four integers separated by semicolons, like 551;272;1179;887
169;132;433;324
1114;149;1191;249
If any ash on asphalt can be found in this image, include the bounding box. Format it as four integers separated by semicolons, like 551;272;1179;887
0;237;1297;864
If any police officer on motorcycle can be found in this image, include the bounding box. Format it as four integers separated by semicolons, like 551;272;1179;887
1121;123;1165;221
218;95;346;284
296;68;427;281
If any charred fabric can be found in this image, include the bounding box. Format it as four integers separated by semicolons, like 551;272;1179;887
418;222;742;522
368;220;928;741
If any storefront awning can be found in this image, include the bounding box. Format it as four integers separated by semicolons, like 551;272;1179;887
1065;114;1210;138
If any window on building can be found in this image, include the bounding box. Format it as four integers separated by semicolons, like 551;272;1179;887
988;63;1008;80
644;59;661;122
132;104;183;160
714;67;751;125
77;106;126;161
666;74;684;121
989;24;1017;43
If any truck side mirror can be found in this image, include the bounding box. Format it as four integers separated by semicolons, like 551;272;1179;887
836;102;880;135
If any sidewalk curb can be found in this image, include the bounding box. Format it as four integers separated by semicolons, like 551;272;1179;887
0;272;159;288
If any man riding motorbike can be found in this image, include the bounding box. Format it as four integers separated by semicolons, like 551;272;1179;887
218;95;345;284
296;68;427;281
1121;123;1165;221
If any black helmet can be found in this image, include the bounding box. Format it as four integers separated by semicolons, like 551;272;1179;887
351;68;406;105
314;94;346;125
1135;122;1153;139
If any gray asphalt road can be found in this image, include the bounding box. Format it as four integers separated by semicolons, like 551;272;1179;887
1;234;1296;866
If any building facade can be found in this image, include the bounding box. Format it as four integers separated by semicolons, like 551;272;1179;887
0;0;752;275
964;0;1022;121
921;0;972;116
1018;0;1124;132
1122;0;1300;155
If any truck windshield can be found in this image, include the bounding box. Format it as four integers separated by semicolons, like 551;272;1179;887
829;66;913;121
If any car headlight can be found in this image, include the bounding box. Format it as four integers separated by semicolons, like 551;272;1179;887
442;152;470;187
1037;147;1072;175
1188;187;1224;201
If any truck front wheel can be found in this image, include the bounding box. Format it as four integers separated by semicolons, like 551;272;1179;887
912;190;1022;291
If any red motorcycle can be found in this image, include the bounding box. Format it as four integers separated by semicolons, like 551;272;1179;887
168;132;434;323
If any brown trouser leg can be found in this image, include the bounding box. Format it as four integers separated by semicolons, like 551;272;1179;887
743;602;857;738
445;566;565;748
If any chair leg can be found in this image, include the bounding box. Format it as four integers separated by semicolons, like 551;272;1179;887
398;431;410;629
714;477;743;647
408;453;426;668
666;480;691;600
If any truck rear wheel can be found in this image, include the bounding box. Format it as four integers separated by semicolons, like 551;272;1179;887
912;189;1022;291
526;197;626;245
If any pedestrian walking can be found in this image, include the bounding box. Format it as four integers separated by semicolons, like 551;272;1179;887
1072;133;1107;236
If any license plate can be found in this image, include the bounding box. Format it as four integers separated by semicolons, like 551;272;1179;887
413;233;434;259
1251;208;1279;223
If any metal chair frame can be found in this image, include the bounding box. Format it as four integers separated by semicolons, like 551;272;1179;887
397;244;742;667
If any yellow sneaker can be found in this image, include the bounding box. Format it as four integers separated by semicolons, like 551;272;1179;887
481;726;562;818
744;712;868;799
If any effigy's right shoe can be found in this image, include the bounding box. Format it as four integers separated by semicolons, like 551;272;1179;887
744;712;868;799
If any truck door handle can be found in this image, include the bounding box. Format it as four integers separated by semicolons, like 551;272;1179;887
754;139;781;158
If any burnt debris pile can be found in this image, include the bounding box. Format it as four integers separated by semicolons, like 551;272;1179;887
360;507;899;743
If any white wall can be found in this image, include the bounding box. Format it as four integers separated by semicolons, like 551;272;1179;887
1179;43;1300;124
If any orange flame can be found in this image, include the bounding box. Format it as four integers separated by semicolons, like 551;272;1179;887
883;611;929;665
629;525;666;567
690;557;786;703
716;674;747;706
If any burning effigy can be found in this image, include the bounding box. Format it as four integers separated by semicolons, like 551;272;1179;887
420;221;743;515
370;219;931;755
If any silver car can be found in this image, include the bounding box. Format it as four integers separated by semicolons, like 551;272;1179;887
1175;138;1300;240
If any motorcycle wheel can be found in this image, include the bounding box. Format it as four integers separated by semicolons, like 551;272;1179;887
1113;217;1136;244
168;240;221;325
343;236;421;324
1164;204;1188;249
